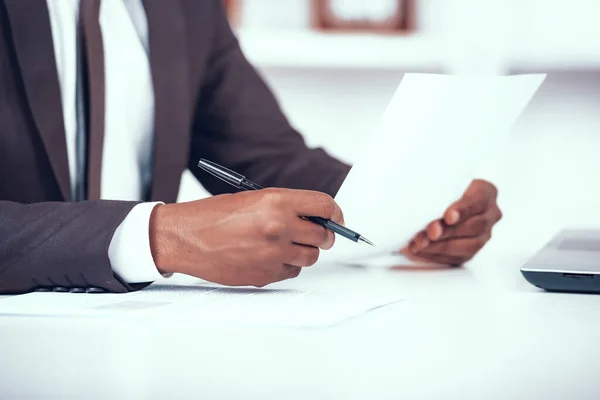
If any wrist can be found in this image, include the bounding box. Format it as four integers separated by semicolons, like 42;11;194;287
149;203;178;275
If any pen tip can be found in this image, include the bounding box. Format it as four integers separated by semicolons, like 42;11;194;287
359;236;375;246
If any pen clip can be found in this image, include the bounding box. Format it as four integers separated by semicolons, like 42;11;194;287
198;159;245;188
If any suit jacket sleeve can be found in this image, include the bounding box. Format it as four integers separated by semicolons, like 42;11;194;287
0;200;150;294
188;0;351;198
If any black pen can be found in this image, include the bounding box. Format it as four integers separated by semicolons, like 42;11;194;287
197;158;374;246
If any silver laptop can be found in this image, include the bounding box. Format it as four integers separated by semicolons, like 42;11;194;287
521;229;600;293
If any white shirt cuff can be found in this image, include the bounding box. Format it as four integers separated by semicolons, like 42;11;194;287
108;202;171;283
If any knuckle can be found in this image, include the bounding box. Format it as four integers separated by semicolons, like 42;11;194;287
317;193;336;218
468;240;481;253
306;247;320;266
288;266;302;278
473;235;489;252
295;246;319;266
260;218;287;241
495;207;503;221
261;189;286;208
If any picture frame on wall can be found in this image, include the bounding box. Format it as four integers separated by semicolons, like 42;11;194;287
312;0;416;33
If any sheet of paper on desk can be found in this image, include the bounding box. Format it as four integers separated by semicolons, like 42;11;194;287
0;285;403;328
319;73;546;264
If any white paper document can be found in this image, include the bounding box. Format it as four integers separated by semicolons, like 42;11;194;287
320;73;546;263
0;285;403;328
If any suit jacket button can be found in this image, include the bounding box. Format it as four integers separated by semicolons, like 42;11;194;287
85;287;105;294
52;287;70;292
69;288;85;293
35;287;51;292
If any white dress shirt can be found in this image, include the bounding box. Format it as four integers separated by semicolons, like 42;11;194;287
46;0;167;283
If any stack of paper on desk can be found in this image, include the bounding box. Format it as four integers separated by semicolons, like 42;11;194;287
320;73;546;264
0;285;403;328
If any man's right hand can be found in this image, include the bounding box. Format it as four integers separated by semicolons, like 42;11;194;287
149;188;344;287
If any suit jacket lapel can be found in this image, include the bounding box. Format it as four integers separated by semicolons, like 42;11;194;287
143;0;191;203
5;0;71;200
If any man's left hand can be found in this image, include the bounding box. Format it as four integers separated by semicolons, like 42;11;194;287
402;179;502;266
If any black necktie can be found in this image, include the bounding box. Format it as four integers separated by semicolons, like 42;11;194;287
76;0;104;201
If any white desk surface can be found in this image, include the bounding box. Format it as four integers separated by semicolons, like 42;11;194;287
2;250;600;399
2;130;600;399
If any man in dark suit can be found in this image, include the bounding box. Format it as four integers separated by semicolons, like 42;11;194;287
0;0;502;294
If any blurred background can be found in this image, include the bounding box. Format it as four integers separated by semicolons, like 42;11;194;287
179;0;600;255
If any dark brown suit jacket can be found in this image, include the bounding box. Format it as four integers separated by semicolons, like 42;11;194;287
0;0;351;294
